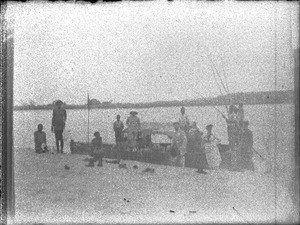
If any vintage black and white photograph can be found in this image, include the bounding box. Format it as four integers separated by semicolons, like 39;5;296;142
1;0;299;224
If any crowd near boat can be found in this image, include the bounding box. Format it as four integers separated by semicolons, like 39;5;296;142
34;100;254;173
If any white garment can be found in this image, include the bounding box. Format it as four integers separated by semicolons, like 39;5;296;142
204;134;221;169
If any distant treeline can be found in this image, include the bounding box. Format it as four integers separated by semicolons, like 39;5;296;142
14;90;294;111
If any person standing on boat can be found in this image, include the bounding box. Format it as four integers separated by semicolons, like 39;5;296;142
126;111;141;151
202;124;222;170
223;105;241;170
179;106;190;135
239;121;254;171
113;115;124;145
187;122;207;174
237;103;245;124
170;122;187;167
51;100;67;154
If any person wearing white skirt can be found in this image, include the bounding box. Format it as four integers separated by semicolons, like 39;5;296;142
202;124;222;170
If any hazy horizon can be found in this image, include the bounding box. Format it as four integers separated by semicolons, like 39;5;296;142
8;1;299;105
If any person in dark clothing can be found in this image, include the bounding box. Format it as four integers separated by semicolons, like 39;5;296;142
239;121;254;171
51;100;67;153
34;124;47;153
86;131;104;167
113;115;124;145
187;122;207;174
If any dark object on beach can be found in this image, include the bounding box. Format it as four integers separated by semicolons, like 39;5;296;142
106;159;121;164
86;161;95;167
119;163;127;169
133;165;138;169
189;211;197;213
142;168;154;173
196;169;207;174
169;210;175;213
64;165;70;170
83;157;91;162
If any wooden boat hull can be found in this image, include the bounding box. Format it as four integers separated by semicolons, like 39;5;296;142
70;140;231;169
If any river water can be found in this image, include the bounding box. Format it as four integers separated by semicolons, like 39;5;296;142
14;104;294;171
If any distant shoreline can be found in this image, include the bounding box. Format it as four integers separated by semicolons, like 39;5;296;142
14;90;294;111
13;101;293;111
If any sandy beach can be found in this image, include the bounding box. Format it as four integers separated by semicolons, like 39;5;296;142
13;146;296;225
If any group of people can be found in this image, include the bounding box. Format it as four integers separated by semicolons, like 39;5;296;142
34;100;254;173
169;106;222;174
166;105;254;173
223;103;254;171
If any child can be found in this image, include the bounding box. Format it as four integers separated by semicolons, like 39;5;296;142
86;131;104;167
34;124;47;153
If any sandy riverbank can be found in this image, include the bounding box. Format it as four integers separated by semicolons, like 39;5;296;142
14;147;296;224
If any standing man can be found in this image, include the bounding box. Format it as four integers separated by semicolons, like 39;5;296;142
171;122;187;168
126;111;141;152
179;106;190;135
113;115;124;145
239;121;254;171
51;100;67;154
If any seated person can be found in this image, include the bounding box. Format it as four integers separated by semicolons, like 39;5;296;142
86;131;104;167
34;124;47;153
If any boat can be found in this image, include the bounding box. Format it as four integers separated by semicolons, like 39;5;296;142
70;123;231;169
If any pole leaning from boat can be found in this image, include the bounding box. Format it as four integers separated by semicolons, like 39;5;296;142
87;93;90;145
193;90;226;118
203;46;230;113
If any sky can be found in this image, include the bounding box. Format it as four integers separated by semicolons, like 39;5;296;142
7;1;299;105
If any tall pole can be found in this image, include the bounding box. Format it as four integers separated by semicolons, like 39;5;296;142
1;7;15;223
273;3;278;224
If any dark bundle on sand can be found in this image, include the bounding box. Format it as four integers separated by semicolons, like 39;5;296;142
133;165;138;169
105;159;121;164
142;168;154;173
119;163;127;169
64;165;70;170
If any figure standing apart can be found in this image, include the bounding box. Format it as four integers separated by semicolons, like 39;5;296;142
202;124;222;170
126;111;141;152
51;100;67;154
34;124;47;154
187;122;207;174
170;122;187;168
179;106;190;135
86;131;104;167
239;121;254;171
